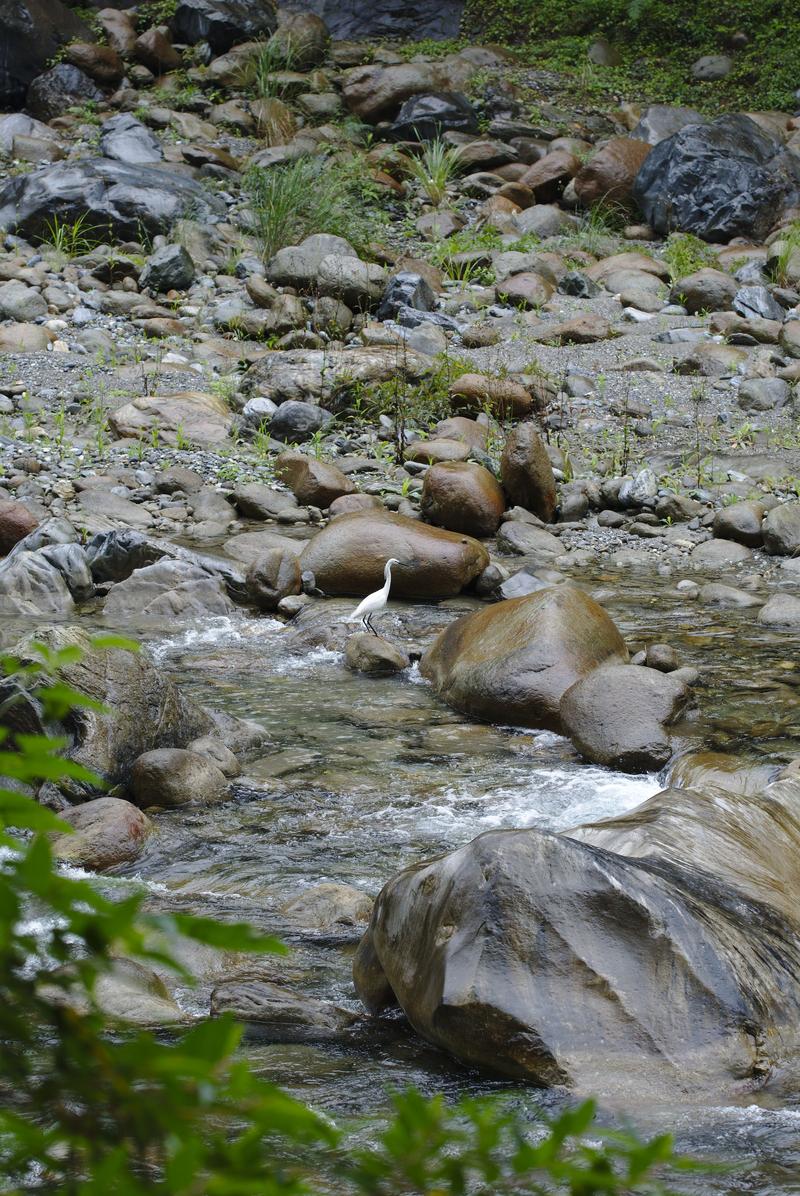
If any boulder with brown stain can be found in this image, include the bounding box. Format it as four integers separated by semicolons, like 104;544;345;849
421;461;506;538
275;451;355;507
421;585;628;730
449;373;533;418
500;423;557;521
299;511;488;598
574;137;651;209
0;497;39;554
50;797;151;871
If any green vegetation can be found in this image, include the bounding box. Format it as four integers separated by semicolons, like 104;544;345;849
245;154;387;260
135;0;179;32
768;220;800;285
662;232;718;280
241;39;297;97
462;0;800;111
40;212;106;259
406;141;464;206
0;642;697;1193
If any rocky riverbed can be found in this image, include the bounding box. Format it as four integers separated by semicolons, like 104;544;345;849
2;0;800;1189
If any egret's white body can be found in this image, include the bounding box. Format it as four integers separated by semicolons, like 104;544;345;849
346;558;401;634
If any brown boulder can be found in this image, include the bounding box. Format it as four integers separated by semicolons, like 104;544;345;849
64;41;123;83
404;438;471;464
449;373;532;418
133;27;181;73
500;423;557;521
435;416;489;450
0;498;39;554
421;585;628;730
574;137;651;209
520;150;579;201
421;461;506;538
130;747;228;808
299;511;488;598
274;451;355;507
50;797;151;871
495;272;554;309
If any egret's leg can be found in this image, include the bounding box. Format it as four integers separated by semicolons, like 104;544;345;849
365;612;378;636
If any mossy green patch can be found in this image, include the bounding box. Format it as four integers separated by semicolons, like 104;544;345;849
462;0;800;112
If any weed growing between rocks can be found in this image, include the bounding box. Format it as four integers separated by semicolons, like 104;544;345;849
245;156;388;260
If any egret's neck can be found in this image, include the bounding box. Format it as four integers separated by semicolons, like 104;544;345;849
383;563;394;590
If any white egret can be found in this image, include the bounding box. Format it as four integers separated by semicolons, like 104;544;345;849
346;558;402;635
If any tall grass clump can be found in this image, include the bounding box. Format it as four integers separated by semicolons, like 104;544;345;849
406;139;464;206
245;154;381;260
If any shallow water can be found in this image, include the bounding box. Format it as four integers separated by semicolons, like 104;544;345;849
15;561;800;1193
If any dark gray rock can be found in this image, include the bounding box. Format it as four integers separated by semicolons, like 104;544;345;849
0;0;90;109
690;54;732;80
99;113;163;166
737;377;791;412
633;115;800;243
385;90;478;142
376;271;437;321
733;285;786;321
40;542;94;603
282;0;462;40
85;529;163;582
26;63;102;123
171;0;277;52
140;244;196;292
269;400;333;442
0;158;226;242
558;271;600;297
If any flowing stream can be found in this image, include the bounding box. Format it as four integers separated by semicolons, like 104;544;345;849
24;564;800;1194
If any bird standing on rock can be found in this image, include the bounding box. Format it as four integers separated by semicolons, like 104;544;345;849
346;558;402;635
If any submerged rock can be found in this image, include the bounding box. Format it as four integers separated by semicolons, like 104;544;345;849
421;586;628;730
211;979;359;1041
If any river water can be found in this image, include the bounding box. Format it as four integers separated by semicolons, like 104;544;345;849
13;560;800;1192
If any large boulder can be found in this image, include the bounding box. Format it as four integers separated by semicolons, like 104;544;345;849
559;663;691;772
420;461;506;538
241;346;430;407
100;113;163;167
355;782;800;1097
0;159;225;243
130;747;228;808
420;586;628;730
0;0;90;109
386;90;478;142
633;114;800;242
102;560;237;626
1;627;217;798
50;797;152;871
573;137;651;209
342;50;498;123
629;104;706;145
0;550;75;618
762;501;800;556
171;0;277;52
109;392;231;449
299;511;488;598
274;451;355;507
500;423;557;521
